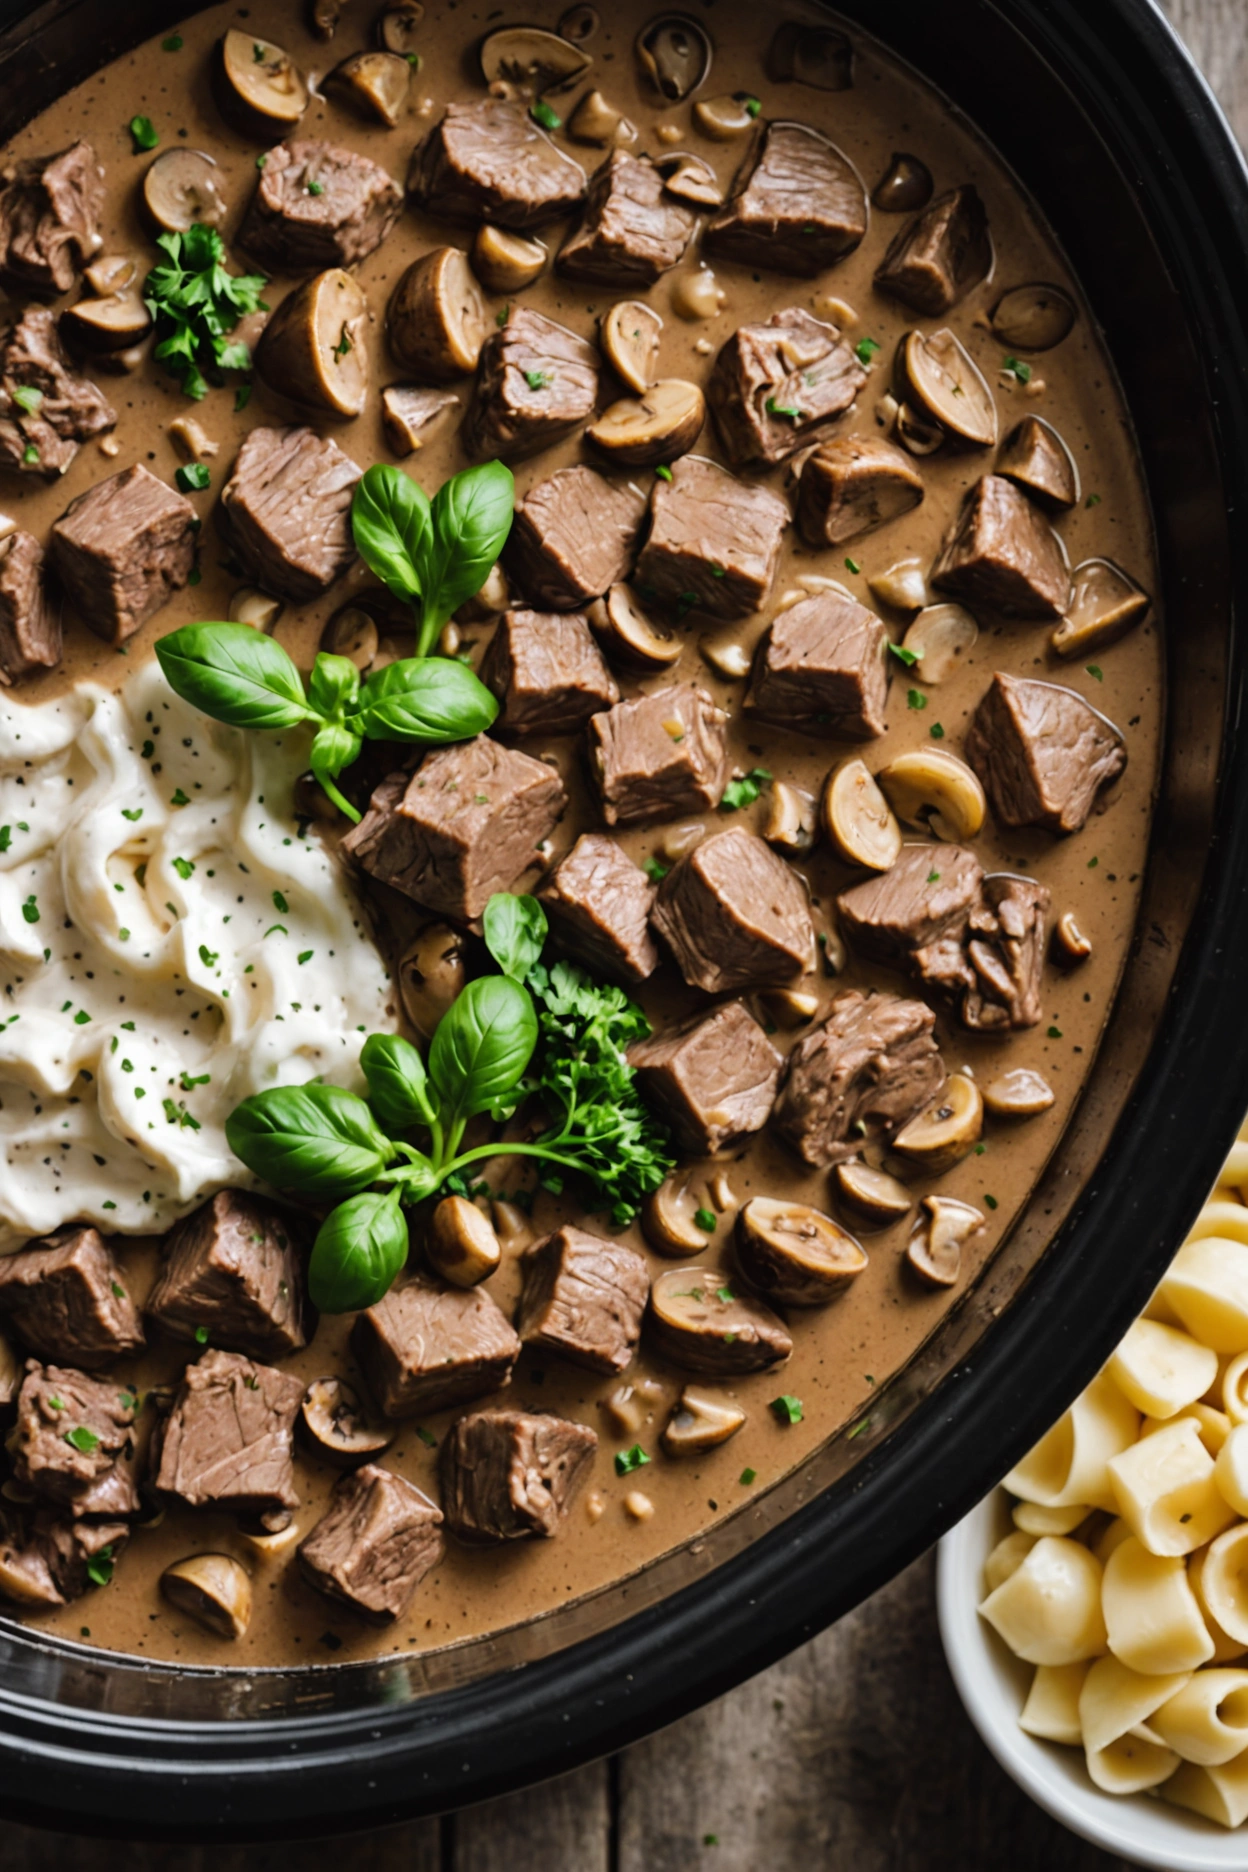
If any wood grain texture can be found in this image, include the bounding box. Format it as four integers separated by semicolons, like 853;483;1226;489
1161;0;1248;142
452;1761;611;1872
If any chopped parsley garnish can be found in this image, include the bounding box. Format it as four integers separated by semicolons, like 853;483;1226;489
654;463;673;482
907;687;928;710
73;1010;90;1025
694;1208;717;1233
643;857;668;884
174;462;211;493
524;368;552;391
142;223;268;399
264;922;288;938
111;1282;127;1300
65;1425;100;1453
888;641;921;667
1087;855;1099;869
170;788;190;806
1086;664;1104;681
297;949;314;965
20;894;39;924
1047;1025;1063;1039
716;1285;734;1303
307;179;324;196
0;826;8;852
11;384;43;414
530;100;561;131
927;869;941;884
86;1545;115;1588
844;556;861;575
495;304;509;327
195;1324;209;1344
121;807;143;822
720;767;771;812
1002;354;1032;384
180;1071;210;1090
21;442;39;465
770;1394;804;1425
614;1444;650;1476
129;115;159;152
272;889;289;913
172;856;195;879
1086;492;1102;508
930;722;945;739
854;336;881;364
333;323;353;359
984;1194;999;1210
416;1426;437;1448
161;32;182;49
235;382;252;413
744;95;761;118
198;943;219;967
764;396;803;421
740;1467;757;1485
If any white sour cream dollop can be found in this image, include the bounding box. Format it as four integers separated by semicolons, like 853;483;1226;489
0;661;394;1252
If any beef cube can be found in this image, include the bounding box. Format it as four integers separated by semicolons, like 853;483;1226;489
749;591;890;739
50;464;196;645
517;1226;649;1376
154;1349;303;1516
0;307;115;480
239;139;403;271
629;999;782;1156
874;185;992;316
0;1507;127;1608
297;1463;444;1623
837;841;984;961
219;425;361;602
505;465;646;610
996;416;1079;511
342;737;567;919
10;1360;139;1510
965;670;1127;834
440;1408;597;1543
0;140;104;296
146;1190;310;1361
930;474;1071;619
588;682;729;828
409;100;587;230
704;121;867;276
480;608;619;736
353;1276;520;1418
463;307;599;461
538;833;658;984
707;309;866;469
0;1226;144;1367
795;436;925;547
0;531;59;685
773;988;946;1167
651;826;814;994
557;151;695;286
634;455;789;621
960;873;1050;1031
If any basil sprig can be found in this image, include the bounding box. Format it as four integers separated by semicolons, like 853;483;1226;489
225;895;674;1314
351;460;514;657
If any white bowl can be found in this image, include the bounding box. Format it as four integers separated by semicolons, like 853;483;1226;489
937;1493;1245;1871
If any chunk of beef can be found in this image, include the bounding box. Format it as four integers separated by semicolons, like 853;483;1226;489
516;1227;649;1376
772;988;945;1167
629;999;782;1155
480;607;619;735
930;474;1071;619
704;121;867;276
10;1360;139;1510
557;151;695;286
635;455;789;622
153;1349;303;1516
0;1507;127;1608
352;1275;521;1419
0;140;104;296
965;670;1127;834
409;100;587;230
463;307;599;461
959;873;1050;1031
146;1190;310;1360
505;465;646;610
219;424;361;602
0;1226;144;1367
0;530;59;685
239;139;403;271
342;737;567;920
538;833;658;984
795;436;925;547
874;185;992;316
588;682;729;827
50;464;196;645
996;416;1078;511
837;841;984;961
707;309;866;469
297;1463;444;1623
0;306;115;479
440;1408;597;1543
749;591;889;740
651;826;814;994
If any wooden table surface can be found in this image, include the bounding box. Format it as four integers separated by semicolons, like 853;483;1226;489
5;3;1244;1865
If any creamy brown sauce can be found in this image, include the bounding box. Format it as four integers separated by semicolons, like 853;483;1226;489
2;0;1161;1665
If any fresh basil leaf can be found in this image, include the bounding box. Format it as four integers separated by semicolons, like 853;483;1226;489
421;461;515;632
428;974;537;1120
308;1190;409;1313
308;652;360;721
350;464;431;607
352;657;498;744
483;893;547;983
387;1158;441;1201
310;720;362;780
360;1032;435;1132
225;1083;391;1198
155;623;310;731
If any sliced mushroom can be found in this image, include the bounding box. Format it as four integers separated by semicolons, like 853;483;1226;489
376;3;423;55
588;583;681;671
398;924;467;1038
215;29;309;141
892;1072;984;1174
661;1386;746;1456
427;1195;501;1288
893;400;945;457
757;987;820;1029
586;378;704;468
997;415;1078;511
321;604;380;669
160;1553;252;1640
906;1195;986;1288
868;557;928;612
699;632;752;680
480;26;592;95
559;4;599;41
991;283;1077;352
229;587;283;632
168;415;218;463
455;562;511;623
648;1267;792;1376
735;1198;867;1306
326;50;411;126
471;224;547;294
693;93;757;139
388;247;487;383
643;1173;714;1257
822;759;902;871
872;151;933;214
1051;558;1151;659
600;299;662;394
256;268;369;418
310;0;349;39
1053;909;1092;965
237;1517;303;1560
601;1376;664;1436
657;820;706;863
63;259;151;353
982;1068;1055;1118
637;14;712;101
899;603;978;682
766;22;852;89
876;749;986;842
567;88;637;147
300;1376;394;1466
491;1199;534;1251
381;384;460;456
670;266;721;321
762;780;817;856
655;151;723;208
898;328;997;449
834;1160;913;1230
142;148;228;235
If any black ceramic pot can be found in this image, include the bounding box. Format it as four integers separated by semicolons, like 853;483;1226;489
0;0;1246;1838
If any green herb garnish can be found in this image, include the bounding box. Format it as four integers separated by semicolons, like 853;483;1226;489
907;687;927;710
720;767;771;812
142;224;268;400
770;1395;804;1425
129;115;159;152
614;1444;650;1476
854;337;881;364
175;462;211;492
888;642;920;667
643;857;668;884
1002;355;1032;384
65;1425;100;1453
530;100;561;131
764;396;802;421
11;385;43;414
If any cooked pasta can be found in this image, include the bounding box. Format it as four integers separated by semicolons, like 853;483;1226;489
1108;1416;1236;1555
1108;1318;1217;1420
979;1536;1107;1665
1101;1537;1214;1673
1002;1371;1139;1512
1152;1670;1248;1765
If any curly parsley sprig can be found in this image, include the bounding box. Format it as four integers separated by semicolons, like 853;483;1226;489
143;225;268;400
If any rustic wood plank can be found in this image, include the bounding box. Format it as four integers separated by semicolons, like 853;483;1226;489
452;1759;611;1872
0;1817;443;1871
1161;0;1248;144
